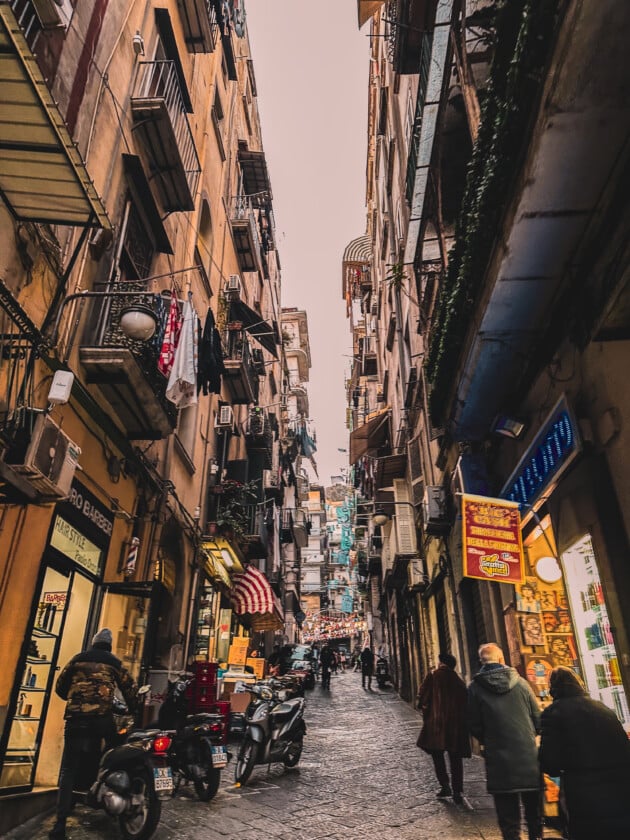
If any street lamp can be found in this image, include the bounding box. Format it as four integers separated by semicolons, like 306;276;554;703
372;501;418;526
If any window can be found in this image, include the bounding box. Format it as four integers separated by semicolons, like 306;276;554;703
176;404;198;466
196;200;214;297
212;90;226;161
121;201;154;280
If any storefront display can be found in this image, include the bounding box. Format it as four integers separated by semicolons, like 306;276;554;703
0;479;113;793
561;533;630;733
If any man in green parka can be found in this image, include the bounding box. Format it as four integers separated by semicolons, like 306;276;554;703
468;643;541;840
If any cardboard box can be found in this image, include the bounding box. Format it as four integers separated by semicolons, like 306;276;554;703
228;691;251;713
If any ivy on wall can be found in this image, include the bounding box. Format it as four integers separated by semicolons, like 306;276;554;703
425;0;559;425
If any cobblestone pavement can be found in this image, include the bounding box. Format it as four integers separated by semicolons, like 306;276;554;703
7;670;561;840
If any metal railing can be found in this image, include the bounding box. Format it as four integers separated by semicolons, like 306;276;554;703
0;281;40;440
132;60;201;202
229;194;263;255
7;0;44;51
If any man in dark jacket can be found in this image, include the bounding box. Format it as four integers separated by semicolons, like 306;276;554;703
49;629;137;840
417;652;471;803
468;643;541;840
320;643;334;689
360;645;374;690
540;666;630;840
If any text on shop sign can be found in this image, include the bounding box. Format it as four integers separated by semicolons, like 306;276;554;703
50;515;102;576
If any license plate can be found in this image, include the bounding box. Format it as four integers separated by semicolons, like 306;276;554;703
153;766;173;791
211;746;228;768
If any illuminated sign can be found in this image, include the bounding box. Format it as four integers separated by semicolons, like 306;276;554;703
50;516;102;576
462;495;524;585
501;396;580;516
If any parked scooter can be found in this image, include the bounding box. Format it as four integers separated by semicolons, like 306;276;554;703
234;679;306;785
375;656;392;689
157;673;228;801
87;685;173;840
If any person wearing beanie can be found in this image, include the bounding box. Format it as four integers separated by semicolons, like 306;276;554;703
416;652;471;803
49;629;137;840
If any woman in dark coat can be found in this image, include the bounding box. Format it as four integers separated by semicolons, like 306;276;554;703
417;653;471;802
539;666;630;840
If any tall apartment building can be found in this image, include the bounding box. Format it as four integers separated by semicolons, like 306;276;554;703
0;0;312;821
347;0;630;734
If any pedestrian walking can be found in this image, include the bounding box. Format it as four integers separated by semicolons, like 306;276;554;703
49;629;137;840
468;643;541;840
416;652;471;804
539;666;630;840
360;644;374;690
320;643;334;690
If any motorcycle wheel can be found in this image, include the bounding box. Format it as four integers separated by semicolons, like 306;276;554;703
283;738;303;768
194;767;221;802
234;736;258;785
118;771;161;840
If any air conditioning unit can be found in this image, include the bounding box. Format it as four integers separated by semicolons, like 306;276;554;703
422;485;448;535
214;404;234;430
11;414;81;497
247;407;265;436
226;275;241;297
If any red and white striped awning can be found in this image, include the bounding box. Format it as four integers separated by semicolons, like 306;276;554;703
231;566;284;630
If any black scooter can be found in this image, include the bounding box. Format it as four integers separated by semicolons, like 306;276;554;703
234;679;306;786
87;686;173;840
157;674;228;801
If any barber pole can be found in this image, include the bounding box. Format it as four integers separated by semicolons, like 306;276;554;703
125;537;140;577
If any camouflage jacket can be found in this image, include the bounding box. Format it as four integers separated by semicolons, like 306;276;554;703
55;646;137;720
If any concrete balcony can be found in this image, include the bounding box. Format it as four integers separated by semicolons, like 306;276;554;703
229;195;263;274
131;61;200;212
222;332;260;405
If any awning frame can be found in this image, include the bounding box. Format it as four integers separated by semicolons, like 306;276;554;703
0;5;110;229
229;298;278;358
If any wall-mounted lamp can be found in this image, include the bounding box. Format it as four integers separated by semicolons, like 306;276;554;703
372;500;417;526
535;555;562;584
492;415;526;439
119;302;158;341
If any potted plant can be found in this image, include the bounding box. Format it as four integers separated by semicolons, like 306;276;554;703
212;479;258;541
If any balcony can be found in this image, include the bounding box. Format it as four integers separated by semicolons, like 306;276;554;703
405;31;432;204
240;504;269;560
222;332;260;405
78;289;177;439
245;408;273;468
131;61;200;212
177;0;218;53
229;195;263;274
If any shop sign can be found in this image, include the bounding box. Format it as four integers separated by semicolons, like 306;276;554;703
57;479;115;551
501;395;580;517
462;494;524;585
50;515;102;576
341;594;354;613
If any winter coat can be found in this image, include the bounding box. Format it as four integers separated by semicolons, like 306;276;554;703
467;663;540;793
540;694;630;840
417;665;471;757
56;643;137;721
360;648;374;676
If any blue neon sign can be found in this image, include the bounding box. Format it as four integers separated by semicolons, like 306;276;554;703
501;396;580;513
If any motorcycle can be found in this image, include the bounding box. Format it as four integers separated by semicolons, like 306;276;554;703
157;673;228;801
375;656;392;689
87;685;173;840
234;679;306;786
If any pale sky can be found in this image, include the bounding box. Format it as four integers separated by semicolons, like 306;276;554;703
245;1;370;485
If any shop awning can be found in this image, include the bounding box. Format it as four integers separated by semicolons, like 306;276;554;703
358;0;386;28
229;299;278;358
349;407;391;464
231;566;284;630
0;6;110;229
201;548;232;588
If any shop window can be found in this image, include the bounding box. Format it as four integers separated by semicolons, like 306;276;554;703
561;534;630;732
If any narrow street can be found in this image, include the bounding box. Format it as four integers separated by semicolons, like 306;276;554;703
6;671;554;840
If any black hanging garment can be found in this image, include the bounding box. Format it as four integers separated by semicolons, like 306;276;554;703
197;308;226;395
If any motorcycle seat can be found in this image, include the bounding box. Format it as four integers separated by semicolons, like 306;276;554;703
186;713;222;725
271;698;302;720
126;728;161;742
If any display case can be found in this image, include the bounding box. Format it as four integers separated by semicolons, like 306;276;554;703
562;533;630;732
0;582;66;789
